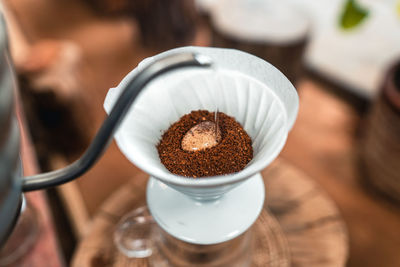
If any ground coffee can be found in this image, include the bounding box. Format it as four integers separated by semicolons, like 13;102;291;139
157;110;253;177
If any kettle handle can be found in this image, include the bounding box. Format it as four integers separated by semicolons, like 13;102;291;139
22;52;212;191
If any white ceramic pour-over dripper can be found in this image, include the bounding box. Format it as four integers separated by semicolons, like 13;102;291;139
104;46;298;245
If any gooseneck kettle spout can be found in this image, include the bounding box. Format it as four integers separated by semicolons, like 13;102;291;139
22;52;212;191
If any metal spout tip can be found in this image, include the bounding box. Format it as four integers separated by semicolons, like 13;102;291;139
194;54;213;67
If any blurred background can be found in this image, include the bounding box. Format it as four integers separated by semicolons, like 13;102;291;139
1;0;400;266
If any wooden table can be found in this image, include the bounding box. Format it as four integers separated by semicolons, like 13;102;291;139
282;79;400;267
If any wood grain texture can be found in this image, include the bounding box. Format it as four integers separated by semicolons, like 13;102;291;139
72;159;347;267
361;82;400;202
282;81;400;267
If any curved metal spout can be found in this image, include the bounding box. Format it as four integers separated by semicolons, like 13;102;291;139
22;52;212;191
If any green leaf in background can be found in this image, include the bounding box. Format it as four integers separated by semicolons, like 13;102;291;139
339;0;369;30
397;0;400;17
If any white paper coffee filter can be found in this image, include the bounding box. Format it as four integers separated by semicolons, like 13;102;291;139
104;47;298;193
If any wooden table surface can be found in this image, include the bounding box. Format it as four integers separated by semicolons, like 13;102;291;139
282;80;400;267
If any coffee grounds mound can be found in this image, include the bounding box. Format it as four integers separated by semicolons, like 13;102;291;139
157;110;253;178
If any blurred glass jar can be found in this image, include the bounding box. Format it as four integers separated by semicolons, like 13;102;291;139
114;205;252;267
210;0;310;85
0;196;40;266
151;228;252;267
360;59;400;202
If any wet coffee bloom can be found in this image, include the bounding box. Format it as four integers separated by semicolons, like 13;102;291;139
157;110;253;178
181;121;221;151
